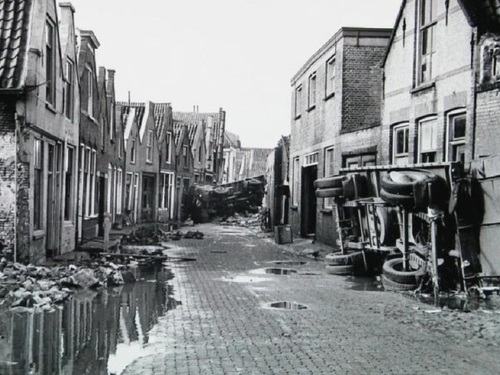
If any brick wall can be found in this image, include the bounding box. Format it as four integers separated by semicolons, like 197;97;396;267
0;100;16;256
341;45;386;133
476;88;500;158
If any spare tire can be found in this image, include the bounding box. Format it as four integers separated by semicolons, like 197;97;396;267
381;275;418;291
325;252;352;266
382;256;426;285
326;264;354;275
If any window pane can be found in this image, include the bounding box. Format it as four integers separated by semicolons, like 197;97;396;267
396;128;408;154
453;116;466;139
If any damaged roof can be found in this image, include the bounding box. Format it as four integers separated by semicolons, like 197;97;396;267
154;102;171;141
458;0;500;32
117;102;146;140
173;111;221;124
0;0;33;90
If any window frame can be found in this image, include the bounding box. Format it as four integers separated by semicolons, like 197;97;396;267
34;139;44;230
324;146;335;209
63;59;74;120
130;139;136;164
64;145;74;221
446;111;466;163
418;117;438;163
146;130;153;163
165;132;172;164
325;54;336;98
294;85;303;118
308;72;317;109
45;20;56;106
392;123;410;165
86;65;94;118
292;157;300;205
417;0;437;86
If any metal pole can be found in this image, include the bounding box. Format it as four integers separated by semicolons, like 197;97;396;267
335;199;346;255
402;209;409;272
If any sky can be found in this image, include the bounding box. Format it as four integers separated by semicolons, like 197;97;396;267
68;0;402;148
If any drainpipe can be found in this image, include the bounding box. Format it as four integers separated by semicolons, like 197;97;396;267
471;30;478;160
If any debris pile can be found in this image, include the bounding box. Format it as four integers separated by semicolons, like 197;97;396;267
0;256;146;310
220;212;261;228
188;177;266;223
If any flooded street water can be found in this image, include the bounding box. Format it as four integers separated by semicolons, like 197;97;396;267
0;267;179;375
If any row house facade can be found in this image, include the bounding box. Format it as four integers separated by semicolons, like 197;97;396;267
0;0;81;262
289;0;500;257
117;102;160;224
173;123;195;221
290;27;392;244
173;107;226;184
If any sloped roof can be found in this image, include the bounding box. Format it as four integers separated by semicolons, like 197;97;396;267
224;130;240;148
117;102;145;141
242;147;273;178
173;122;188;154
458;0;500;32
173;111;220;124
383;0;500;66
173;119;199;147
0;0;33;90
154;102;170;141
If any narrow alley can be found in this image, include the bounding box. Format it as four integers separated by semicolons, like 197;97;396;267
116;224;500;375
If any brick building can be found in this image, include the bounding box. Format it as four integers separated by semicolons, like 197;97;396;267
173;107;226;184
117;102;160;224
173;123;194;221
154;103;176;223
0;1;81;262
290;27;391;244
173;118;207;184
77;30;102;241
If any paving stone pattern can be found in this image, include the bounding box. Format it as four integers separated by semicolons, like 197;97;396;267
122;224;500;375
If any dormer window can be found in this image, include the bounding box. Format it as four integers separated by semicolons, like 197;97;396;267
63;59;74;120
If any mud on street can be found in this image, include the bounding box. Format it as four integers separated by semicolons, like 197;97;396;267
1;223;500;375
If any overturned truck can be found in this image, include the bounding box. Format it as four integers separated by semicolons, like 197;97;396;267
316;157;500;295
187;176;266;223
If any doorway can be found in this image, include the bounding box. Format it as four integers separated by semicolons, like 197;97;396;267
46;143;62;257
141;174;156;222
301;165;317;238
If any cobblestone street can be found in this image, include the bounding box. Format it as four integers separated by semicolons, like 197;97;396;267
122;224;500;375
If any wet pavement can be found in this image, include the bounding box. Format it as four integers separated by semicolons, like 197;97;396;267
0;267;179;375
3;223;500;374
120;223;500;375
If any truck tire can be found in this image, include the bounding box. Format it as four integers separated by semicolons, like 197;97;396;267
314;175;345;189
325;252;352;266
380;189;414;208
381;275;418;291
382;256;426;285
326;264;354;275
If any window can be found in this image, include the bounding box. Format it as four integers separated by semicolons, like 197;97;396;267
83;148;90;216
110;103;115;140
294;85;302;118
146;130;153;162
308;73;316;108
91;149;97;216
417;0;437;85
34;139;43;230
130;139;136;163
304;152;318;166
86;66;94;117
45;21;55;105
418;118;437;162
64;146;74;221
324;147;335;209
116;168;123;214
183;145;188;167
392;124;409;165
118;137;122;159
343;153;376;168
165;132;172;163
326;55;336;96
447;112;466;163
292;157;300;205
493;54;500;79
159;172;174;209
63;60;74;119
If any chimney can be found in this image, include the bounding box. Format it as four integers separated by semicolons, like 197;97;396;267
106;69;115;94
98;66;106;82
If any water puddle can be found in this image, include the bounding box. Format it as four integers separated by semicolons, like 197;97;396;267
0;267;179;375
221;275;268;283
163;257;197;263
268;301;307;310
265;268;297;275
345;276;383;292
270;261;307;266
414;293;500;312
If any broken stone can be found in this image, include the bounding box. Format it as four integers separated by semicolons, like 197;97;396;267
67;269;100;289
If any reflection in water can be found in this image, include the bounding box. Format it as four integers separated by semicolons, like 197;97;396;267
0;267;179;375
